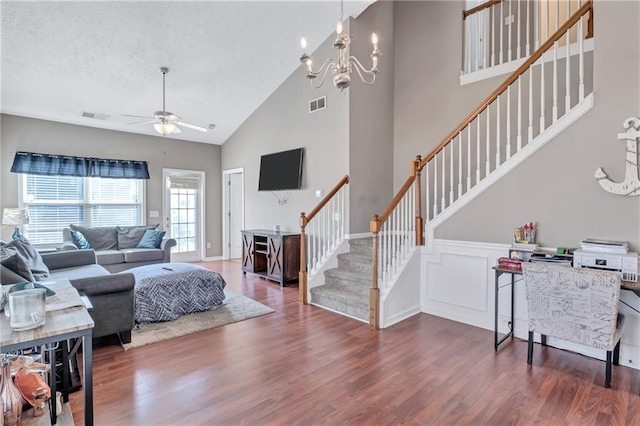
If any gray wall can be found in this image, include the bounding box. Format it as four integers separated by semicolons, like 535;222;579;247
0;114;223;257
393;0;502;187
393;0;640;251
221;0;394;235
349;1;395;233
221;13;350;233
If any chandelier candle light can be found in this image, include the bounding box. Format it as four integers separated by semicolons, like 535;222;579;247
2;207;30;240
299;0;381;91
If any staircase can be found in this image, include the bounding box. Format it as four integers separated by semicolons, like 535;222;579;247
300;1;595;328
309;238;372;322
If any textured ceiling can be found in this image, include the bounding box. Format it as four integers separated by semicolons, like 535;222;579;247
1;1;372;145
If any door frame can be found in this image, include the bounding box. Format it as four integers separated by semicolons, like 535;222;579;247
162;168;206;262
222;167;245;260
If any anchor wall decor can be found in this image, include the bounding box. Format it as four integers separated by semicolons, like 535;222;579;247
595;116;640;196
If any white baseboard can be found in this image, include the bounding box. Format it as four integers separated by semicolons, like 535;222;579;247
204;256;224;261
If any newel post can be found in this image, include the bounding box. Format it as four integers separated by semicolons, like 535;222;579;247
414;155;424;246
299;212;308;304
369;214;381;329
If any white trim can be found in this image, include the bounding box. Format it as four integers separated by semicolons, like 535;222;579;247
222;167;245;260
345;232;371;239
205;256;224;262
310;302;368;324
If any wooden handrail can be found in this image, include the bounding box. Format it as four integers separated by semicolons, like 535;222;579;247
374;175;415;230
421;0;593;170
302;175;349;226
463;0;502;19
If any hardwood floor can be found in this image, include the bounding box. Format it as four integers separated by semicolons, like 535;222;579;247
70;260;640;425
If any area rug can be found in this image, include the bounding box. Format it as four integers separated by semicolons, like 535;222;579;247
122;289;275;350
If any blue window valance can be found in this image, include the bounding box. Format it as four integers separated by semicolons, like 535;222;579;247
10;151;150;180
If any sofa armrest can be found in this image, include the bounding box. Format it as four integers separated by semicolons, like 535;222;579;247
41;249;97;271
68;272;135;297
160;238;177;263
60;241;79;251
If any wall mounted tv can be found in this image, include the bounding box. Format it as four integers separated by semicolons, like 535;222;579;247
258;148;304;191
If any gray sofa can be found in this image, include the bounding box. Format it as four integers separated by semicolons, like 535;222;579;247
62;225;176;273
42;249;135;343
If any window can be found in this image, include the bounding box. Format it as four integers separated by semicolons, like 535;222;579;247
21;175;145;244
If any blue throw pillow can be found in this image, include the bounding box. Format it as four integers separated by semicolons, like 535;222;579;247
137;229;166;249
70;230;91;249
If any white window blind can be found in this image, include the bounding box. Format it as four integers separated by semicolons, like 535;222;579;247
21;175;144;245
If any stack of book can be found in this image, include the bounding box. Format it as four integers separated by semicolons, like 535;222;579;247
580;238;628;254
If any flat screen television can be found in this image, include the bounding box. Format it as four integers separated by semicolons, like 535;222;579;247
258;148;304;191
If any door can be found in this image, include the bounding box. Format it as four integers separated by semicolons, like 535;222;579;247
241;231;254;272
163;169;205;263
223;168;244;260
267;234;283;280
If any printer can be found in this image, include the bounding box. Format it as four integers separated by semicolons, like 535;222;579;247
573;249;638;282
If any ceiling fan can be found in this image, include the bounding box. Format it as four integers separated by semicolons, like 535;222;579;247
123;67;207;136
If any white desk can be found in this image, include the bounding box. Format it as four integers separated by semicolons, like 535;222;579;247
1;279;94;426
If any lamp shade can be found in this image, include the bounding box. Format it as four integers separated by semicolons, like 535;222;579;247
154;122;177;136
2;208;30;226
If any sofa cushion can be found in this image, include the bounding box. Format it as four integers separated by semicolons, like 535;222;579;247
1;254;35;282
0;237;50;281
95;250;126;265
116;225;159;249
70;225;118;250
122;248;165;263
49;264;111;281
137;230;166;249
70;230;91;249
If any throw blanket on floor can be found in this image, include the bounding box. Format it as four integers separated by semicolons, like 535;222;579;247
125;263;227;327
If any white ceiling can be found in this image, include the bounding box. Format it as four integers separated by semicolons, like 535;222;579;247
1;0;373;145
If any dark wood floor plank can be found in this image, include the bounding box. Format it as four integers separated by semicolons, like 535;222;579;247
69;260;640;425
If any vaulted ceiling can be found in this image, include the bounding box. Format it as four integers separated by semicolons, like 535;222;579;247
1;1;372;145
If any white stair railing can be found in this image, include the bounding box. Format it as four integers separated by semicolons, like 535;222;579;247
299;175;349;304
369;1;593;329
463;0;588;76
427;0;592;220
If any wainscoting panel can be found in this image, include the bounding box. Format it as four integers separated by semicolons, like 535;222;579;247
423;239;508;330
382;249;422;328
421;238;640;370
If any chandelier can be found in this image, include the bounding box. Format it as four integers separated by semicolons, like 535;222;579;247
299;0;381;91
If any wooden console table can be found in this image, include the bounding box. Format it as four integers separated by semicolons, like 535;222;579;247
241;229;301;287
1;279;94;426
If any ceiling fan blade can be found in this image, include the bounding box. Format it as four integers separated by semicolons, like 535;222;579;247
122;114;154;119
172;126;182;134
127;120;157;126
176;121;208;132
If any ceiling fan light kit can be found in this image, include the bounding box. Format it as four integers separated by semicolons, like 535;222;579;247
124;67;208;137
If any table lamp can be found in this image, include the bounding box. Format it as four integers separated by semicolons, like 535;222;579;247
2;207;30;240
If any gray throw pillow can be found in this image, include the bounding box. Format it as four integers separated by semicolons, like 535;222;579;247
70;224;118;250
116;225;159;249
137;229;166;249
0;237;50;281
1;253;36;283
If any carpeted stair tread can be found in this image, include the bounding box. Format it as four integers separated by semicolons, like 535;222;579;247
348;238;373;256
324;267;369;281
310;285;369;321
337;252;372;274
